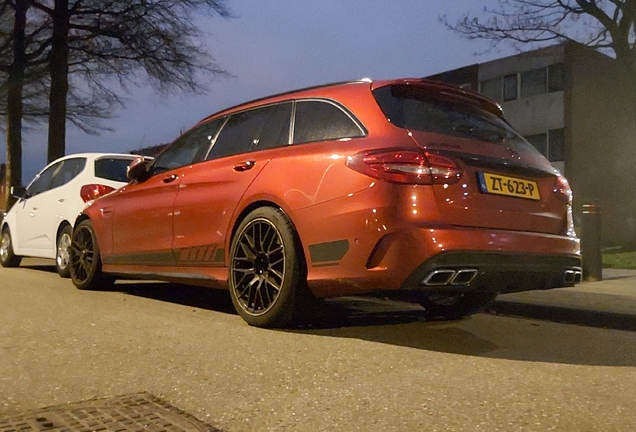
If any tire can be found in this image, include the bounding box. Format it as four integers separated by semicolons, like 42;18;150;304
0;227;22;268
69;219;114;290
418;291;497;320
228;207;311;328
55;225;73;278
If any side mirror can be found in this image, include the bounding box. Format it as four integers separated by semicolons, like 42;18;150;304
10;185;27;199
127;156;152;182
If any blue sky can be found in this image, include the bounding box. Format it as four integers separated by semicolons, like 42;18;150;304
5;0;515;182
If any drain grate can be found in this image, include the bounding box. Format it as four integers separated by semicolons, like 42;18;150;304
0;393;221;432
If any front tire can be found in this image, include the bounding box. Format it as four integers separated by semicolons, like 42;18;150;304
70;219;113;290
55;225;73;278
0;227;21;268
228;207;309;328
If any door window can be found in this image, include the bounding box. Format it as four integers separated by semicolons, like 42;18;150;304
50;157;87;189
292;100;365;144
27;162;61;197
153;118;225;174
206;106;280;161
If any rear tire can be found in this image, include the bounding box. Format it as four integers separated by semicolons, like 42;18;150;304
55;225;73;278
0;227;21;268
418;291;497;320
70;219;114;290
228;207;312;328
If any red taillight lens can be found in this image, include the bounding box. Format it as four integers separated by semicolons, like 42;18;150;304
346;148;462;185
554;175;573;204
80;184;116;203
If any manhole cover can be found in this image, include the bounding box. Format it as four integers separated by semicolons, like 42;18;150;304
0;393;220;432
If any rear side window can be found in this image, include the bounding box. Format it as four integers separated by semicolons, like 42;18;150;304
94;158;134;182
373;85;533;149
292;100;365;144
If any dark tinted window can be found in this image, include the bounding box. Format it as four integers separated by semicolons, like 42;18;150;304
525;133;548;156
95;158;134;182
293;100;364;144
50;157;86;188
548;128;565;161
256;103;292;150
207;107;278;160
520;68;547;98
27;163;60;196
548;63;565;93
503;74;517;101
373;85;540;153
154;118;224;173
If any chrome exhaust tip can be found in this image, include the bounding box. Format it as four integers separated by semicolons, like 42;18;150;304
421;269;456;286
450;269;478;286
564;268;583;284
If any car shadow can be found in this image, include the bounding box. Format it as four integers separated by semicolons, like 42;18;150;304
100;280;636;368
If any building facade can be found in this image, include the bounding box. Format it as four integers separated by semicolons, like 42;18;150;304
428;42;636;248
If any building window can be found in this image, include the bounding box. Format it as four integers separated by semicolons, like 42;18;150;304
479;77;502;102
548;63;565;92
520;68;547;98
548;128;564;161
525;133;548;156
525;129;565;162
503;74;518;101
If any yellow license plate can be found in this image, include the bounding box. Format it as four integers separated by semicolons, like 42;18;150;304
477;172;541;200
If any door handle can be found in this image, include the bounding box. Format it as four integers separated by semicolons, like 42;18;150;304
58;198;65;203
162;174;179;183
233;160;256;172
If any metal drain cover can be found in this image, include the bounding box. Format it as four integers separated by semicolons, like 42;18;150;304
0;393;220;432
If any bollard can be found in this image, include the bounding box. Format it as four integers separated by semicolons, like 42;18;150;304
581;202;602;281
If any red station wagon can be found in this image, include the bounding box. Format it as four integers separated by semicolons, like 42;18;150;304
70;78;582;327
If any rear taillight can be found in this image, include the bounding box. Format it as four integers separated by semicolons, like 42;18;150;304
80;184;116;203
346;148;462;185
554;175;573;204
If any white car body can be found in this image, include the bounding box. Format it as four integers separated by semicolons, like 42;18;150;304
1;153;140;273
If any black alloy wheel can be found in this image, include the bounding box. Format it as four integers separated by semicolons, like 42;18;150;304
70;219;113;290
418;291;497;320
0;227;21;268
55;225;73;278
229;207;309;328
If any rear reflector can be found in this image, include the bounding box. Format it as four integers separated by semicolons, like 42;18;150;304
80;184;116;203
346;148;462;185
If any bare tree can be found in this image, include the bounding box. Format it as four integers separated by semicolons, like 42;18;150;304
34;0;232;162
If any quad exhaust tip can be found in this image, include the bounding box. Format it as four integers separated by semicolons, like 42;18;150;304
421;269;478;286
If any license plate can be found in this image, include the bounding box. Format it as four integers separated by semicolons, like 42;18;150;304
477;172;541;200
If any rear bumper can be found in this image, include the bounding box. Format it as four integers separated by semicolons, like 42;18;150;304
400;250;582;293
306;223;581;297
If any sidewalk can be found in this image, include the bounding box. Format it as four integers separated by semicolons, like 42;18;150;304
491;268;636;330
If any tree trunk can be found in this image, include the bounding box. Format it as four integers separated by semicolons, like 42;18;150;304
47;0;70;163
5;0;29;210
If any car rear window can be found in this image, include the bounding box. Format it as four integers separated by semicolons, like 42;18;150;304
373;84;532;149
94;158;134;182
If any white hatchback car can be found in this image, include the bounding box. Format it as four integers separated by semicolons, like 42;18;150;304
0;153;141;276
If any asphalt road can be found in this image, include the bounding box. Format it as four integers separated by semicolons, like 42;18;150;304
1;259;636;431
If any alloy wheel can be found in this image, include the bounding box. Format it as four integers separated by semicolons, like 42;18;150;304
231;218;286;316
56;232;72;271
71;225;95;284
0;232;9;263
